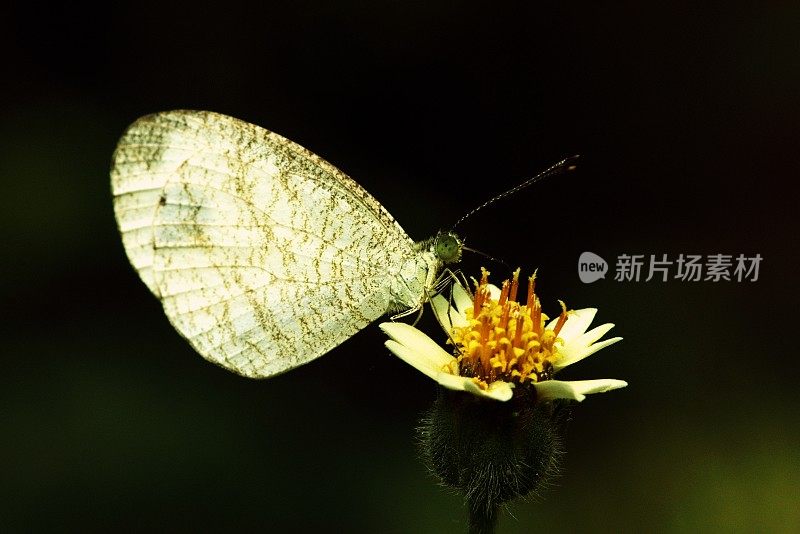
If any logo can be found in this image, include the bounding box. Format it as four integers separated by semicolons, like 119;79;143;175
577;252;762;283
578;251;608;283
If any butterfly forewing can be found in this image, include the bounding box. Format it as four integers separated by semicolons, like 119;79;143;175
112;110;420;378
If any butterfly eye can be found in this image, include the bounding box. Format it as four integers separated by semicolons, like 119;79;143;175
434;232;462;264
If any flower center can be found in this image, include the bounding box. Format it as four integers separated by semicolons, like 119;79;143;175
451;268;570;387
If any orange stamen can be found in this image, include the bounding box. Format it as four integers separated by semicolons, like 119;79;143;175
509;268;520;302
499;302;510;330
513;313;524;348
530;297;541;335
498;279;509;306
552;300;569;336
480;267;490;287
526;273;536;310
473;282;484;311
479;313;491;363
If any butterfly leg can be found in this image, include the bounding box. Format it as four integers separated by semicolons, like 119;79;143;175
390;301;423;322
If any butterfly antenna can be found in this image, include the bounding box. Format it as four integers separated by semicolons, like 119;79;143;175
451;154;580;230
462;246;510;270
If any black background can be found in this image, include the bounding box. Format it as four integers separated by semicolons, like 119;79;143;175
2;2;798;532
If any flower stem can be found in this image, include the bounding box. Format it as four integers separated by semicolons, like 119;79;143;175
467;498;499;534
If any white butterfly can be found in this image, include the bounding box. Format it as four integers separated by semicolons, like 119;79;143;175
111;110;462;378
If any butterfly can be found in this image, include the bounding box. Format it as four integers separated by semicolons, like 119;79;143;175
111;110;462;378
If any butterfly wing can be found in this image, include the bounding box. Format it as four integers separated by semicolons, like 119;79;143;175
112;110;416;378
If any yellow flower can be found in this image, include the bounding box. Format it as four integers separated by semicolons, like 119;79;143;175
380;268;627;402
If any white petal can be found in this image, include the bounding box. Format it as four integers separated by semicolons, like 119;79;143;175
385;340;448;381
546;308;597;341
380;322;449;358
574;323;616;348
554;335;623;370
487;283;502;301
435;371;469;392
452;281;473;315
380;323;456;374
464;378;514;401
427;369;514;402
432;291;469;331
430;294;453;333
450;309;469;328
533;379;628;402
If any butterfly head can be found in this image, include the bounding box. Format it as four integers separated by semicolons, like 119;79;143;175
434;231;463;264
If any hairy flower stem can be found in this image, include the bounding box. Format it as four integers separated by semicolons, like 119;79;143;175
467;498;499;534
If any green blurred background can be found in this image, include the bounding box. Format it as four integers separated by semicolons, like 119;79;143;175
2;2;797;532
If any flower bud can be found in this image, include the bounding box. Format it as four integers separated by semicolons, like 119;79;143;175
417;385;569;530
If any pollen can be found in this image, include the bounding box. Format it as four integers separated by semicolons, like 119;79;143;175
451;268;571;385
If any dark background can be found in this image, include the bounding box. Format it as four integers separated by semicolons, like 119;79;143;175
2;2;798;532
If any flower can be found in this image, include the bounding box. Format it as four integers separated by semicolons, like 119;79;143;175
380;268;627;402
